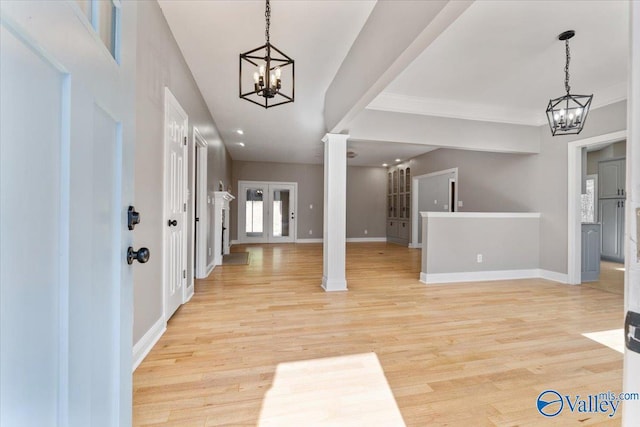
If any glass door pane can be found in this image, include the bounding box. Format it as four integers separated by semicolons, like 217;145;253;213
272;189;290;237
245;188;264;237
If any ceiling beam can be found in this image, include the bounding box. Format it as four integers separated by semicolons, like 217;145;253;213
323;0;474;134
348;109;541;154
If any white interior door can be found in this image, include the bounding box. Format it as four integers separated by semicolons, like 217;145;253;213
238;181;297;243
194;129;208;279
164;88;188;319
1;1;135;426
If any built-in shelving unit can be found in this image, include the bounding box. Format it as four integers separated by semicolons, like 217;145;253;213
386;165;411;245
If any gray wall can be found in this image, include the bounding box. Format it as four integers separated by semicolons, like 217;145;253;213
421;215;540;275
134;1;231;344
587;140;627;175
400;100;627;276
231;161;386;241
400;149;538;213
346;166;387;238
535;100;627;274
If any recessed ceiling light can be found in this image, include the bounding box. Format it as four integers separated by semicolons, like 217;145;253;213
237;142;245;147
395;158;401;162
382;163;388;167
236;129;244;135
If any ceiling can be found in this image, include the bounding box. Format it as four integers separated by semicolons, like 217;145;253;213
160;0;629;167
158;0;376;164
370;0;628;126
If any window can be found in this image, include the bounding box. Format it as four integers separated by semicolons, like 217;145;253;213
581;176;597;223
74;0;121;63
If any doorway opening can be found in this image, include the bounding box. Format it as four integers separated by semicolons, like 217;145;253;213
578;138;626;294
193;128;208;279
237;181;297;243
410;168;458;248
567;130;626;286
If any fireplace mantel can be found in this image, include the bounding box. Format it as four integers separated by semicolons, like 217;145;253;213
212;191;235;267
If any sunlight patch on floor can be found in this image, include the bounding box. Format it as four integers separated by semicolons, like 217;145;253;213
582;329;624;354
614;267;625;272
257;352;406;427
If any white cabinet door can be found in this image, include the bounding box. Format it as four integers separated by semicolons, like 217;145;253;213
599;199;625;262
598;158;625;198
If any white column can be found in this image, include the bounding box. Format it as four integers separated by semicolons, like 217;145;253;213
623;2;640;424
322;133;348;291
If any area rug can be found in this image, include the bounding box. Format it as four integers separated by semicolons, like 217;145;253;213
222;252;249;265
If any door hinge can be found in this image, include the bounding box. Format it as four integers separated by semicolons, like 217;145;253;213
184;203;187;212
183;136;187;146
183;270;186;279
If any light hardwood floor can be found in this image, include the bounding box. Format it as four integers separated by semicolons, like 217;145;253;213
133;243;625;426
582;261;625;295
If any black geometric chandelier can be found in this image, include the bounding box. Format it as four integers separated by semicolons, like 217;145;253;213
545;30;593;136
239;0;294;108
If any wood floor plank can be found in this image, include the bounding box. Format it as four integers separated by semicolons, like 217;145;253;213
133;243;626;426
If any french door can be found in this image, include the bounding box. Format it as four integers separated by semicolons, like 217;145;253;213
238;181;297;243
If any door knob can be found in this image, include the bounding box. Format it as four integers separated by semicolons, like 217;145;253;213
168;219;177;227
127;247;150;265
128;206;141;230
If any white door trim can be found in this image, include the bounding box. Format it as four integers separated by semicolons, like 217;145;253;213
237;180;298;244
193;127;208;279
410;167;458;247
162;87;189;320
566;130;626;284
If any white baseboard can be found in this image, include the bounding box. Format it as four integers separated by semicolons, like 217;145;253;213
538;269;569;284
231;239;240;245
132;317;166;372
420;269;540;284
346;237;387;243
205;261;215;277
184;285;194;303
321;276;348;291
297;238;323;244
408;242;422;249
232;237;387;244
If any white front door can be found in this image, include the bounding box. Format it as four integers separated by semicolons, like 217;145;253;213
164;88;188;319
238;181;297;243
1;1;135;426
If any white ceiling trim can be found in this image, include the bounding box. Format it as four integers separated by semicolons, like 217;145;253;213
368;82;628;127
366;92;542;126
589;81;628;112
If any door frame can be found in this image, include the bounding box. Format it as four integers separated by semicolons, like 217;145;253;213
162;87;189;320
566;130;626;284
410;167;458;248
237;180;298;244
193;127;208;279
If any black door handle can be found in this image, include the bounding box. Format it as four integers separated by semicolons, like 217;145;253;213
127;247;150;265
128;206;141;230
168;219;177;227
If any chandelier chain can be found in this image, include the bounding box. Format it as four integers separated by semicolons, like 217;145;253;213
265;0;271;44
564;39;571;94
